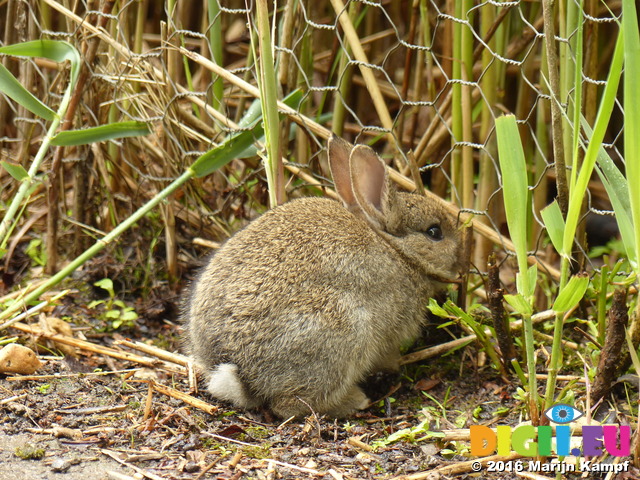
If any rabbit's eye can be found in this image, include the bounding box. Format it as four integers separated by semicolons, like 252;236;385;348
426;224;443;241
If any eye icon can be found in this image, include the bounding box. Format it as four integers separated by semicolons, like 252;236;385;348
544;404;584;424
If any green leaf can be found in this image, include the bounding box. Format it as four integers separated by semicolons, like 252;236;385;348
87;300;104;309
622;0;640;277
94;278;114;297
191;126;263;178
553;274;589;313
504;293;533;316
105;309;121;319
427;298;450;318
495;115;531;295
540;200;565;255
121;310;138;322
562;31;623;257
595;166;637;268
515;264;538;300
0;63;56;120
0;40;81;120
51;121;151;146
0;40;81;87
1;161;29;181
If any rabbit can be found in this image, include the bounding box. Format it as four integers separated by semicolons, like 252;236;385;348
183;135;465;419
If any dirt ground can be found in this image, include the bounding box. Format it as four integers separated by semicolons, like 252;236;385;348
1;290;638;480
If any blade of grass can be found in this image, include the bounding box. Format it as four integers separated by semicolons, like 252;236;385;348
495;115;531;296
561;30;623;263
50;121;151;146
207;0;224;111
622;0;640;278
540;200;565;255
252;0;283;207
0;40;80;85
0;63;55;120
495;114;538;422
0;161;29;181
552;274;589;313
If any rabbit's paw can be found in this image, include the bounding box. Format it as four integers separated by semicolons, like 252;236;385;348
269;386;370;419
206;363;259;409
325;385;371;418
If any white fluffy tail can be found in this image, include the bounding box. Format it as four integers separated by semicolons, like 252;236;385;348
206;363;259;409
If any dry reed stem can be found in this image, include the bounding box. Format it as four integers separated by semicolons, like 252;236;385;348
101;449;165;480
114;339;188;366
9;321;186;373
329;0;395;143
4;368;141;381
146;380;218;415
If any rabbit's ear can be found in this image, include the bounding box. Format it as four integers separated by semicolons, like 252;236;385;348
349;144;395;230
328;135;359;210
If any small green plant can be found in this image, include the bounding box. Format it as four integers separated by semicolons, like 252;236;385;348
37;384;51;394
88;278;139;330
342;421;354;433
24;239;46;267
371;419;443;449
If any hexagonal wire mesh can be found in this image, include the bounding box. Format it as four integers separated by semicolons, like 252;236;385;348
0;0;625;298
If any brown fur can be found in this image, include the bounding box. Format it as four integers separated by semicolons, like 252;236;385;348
183;135;465;418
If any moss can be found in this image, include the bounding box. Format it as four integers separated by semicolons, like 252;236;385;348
244;425;271;439
242;443;272;459
14;443;45;460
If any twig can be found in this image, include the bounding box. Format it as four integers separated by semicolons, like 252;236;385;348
400;335;475;365
347;436;374;452
148;380;218;415
5;368;142;381
487;253;515;368
228;450;243;469
9;321;185;373
201;432;259;448
106;472;138;480
114;340;188;367
0;301;48;331
101;449;165;480
194;458;220;480
53;405;128;415
259;458;325;476
0;393;27;404
541;0;569;216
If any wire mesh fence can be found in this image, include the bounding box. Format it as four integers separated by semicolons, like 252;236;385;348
0;0;625;296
